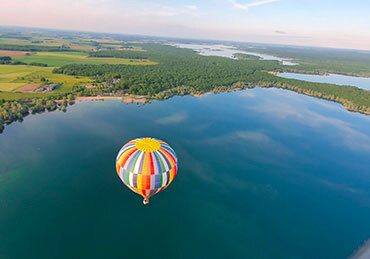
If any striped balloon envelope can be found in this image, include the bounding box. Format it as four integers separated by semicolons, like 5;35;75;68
116;137;178;205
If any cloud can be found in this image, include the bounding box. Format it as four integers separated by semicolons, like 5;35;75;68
247;91;370;152
275;30;286;34
145;4;204;17
204;130;292;156
233;131;271;143
230;0;280;10
238;91;256;98
152;7;179;17
185;5;199;11
156;113;187;125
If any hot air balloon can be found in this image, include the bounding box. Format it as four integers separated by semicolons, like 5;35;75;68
116;137;178;205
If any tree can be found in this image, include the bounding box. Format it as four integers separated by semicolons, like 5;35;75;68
0;56;12;64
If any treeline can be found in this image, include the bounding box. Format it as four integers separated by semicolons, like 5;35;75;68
233;53;261;60
151;79;370;114
0;94;75;134
89;50;149;60
0;44;71;52
0;56;12;64
273;78;370;113
0;56;48;66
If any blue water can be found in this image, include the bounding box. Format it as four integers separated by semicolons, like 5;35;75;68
279;72;370;90
171;43;298;65
0;88;369;258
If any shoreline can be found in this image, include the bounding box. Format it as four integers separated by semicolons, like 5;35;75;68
270;70;370;79
156;83;369;115
75;95;147;103
1;85;368;135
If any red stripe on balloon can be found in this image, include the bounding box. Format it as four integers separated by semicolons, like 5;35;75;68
149;152;155;175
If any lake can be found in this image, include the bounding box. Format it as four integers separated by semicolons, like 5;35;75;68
171;43;298;65
0;88;369;258
279;72;370;90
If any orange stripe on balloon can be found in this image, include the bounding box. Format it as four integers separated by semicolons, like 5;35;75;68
117;147;137;169
169;167;175;184
116;148;136;174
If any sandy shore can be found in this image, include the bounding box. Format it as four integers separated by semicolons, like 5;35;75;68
75;96;122;101
268;71;281;76
192;92;211;97
75;95;147;103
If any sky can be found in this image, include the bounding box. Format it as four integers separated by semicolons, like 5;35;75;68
1;0;370;50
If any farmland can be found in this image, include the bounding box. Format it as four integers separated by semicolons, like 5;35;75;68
0;65;92;95
0;33;157;100
0;65;46;92
0;50;28;56
10;51;156;67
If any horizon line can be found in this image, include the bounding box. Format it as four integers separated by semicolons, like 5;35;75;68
1;24;370;53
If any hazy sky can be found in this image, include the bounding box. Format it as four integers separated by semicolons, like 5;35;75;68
1;0;369;50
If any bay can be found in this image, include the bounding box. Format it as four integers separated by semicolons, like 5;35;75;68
279;72;370;90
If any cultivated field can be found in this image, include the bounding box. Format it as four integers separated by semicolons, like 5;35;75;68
0;50;29;56
0;37;72;47
17;83;40;93
0;33;157;100
0;65;92;96
0;65;46;91
12;51;156;66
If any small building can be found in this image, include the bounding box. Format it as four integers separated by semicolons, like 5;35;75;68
36;84;59;92
85;84;97;89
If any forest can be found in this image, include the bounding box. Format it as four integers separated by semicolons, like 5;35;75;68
55;44;283;95
89;50;149;60
54;43;370;112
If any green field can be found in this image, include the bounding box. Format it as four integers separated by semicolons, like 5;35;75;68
0;82;25;91
0;65;92;97
12;51;157;66
0;65;46;91
0;45;156;100
0;37;34;46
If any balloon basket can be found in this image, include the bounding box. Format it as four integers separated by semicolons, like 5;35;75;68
143;198;149;205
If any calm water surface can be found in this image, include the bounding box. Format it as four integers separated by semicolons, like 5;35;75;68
279;72;370;90
171;43;298;65
0;88;369;259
